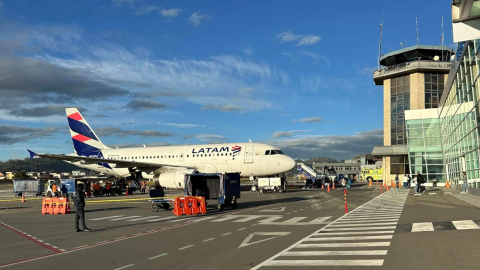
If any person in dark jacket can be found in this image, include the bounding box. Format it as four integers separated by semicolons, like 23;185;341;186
416;171;425;193
74;183;91;232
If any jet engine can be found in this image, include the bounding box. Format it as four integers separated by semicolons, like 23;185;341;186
152;168;196;189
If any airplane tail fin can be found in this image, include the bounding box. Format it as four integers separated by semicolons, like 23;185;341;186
66;108;110;156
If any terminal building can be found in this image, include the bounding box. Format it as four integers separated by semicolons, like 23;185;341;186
371;0;480;191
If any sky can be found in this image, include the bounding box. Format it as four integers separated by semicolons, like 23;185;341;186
0;0;454;161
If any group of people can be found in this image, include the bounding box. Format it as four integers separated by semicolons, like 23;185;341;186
393;171;426;193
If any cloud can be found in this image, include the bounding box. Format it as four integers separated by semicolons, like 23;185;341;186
298;50;329;67
109;142;171;148
276;114;290;117
220;105;242;112
112;0;135;7
7;105;86;118
195;134;227;142
200;105;219;111
123;99;167;112
94;114;108;118
134;5;161;16
96;127;174;138
163;123;205;128
357;66;376;75
161;8;182;18
189;11;212;26
275;30;321;46
183;135;196;140
299;75;355;92
279;52;297;63
272;130;309;138
0;124;60;145
293;116;322;123
242;45;252;56
268;129;384;160
0;1;3;7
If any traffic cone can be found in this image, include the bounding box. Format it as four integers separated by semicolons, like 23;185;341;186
327;184;330;193
333;182;335;189
386;185;390;191
21;194;25;203
126;188;129;196
445;181;450;189
321;184;324;189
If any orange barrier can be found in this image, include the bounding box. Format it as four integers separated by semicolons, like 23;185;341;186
42;197;70;215
42;198;52;214
56;197;71;214
172;196;207;216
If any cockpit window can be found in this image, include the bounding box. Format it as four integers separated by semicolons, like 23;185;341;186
265;150;270;155
269;149;284;155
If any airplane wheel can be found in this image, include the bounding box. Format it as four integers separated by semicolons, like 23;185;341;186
217;203;224;211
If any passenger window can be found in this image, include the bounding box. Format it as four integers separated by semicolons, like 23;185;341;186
186;155;189;158
209;154;211;157
265;150;270;155
176;155;178;158
230;153;232;156
201;154;203;157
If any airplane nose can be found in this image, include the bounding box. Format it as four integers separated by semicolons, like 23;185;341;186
286;156;296;171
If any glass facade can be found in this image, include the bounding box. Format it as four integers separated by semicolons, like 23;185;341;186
425;73;445;108
439;40;480;188
391;75;410;145
406;118;445;182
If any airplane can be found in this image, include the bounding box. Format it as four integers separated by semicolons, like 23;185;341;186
28;108;296;189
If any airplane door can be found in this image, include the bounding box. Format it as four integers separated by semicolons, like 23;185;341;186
244;145;254;164
180;153;184;162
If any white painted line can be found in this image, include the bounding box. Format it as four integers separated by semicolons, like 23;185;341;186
237;228;246;231
315;231;394;236
304;235;393;241
334;219;399;224
414;194;422;196
128;216;161;221
258;217;283;223
344;214;401;218
412;222;434;232
148;253;168;260
52;246;58;249
178;245;194;250
340;216;400;221
282;217;307;223
265;260;384;266
202;238;215;242
429;193;437;195
37;240;44;242
113;264;134;270
211;216;239;222
221;232;232;236
282;250;388;256
295;242;390;248
59;249;66;252
110;216;141;221
89;215;124;221
323;226;396;231
329;222;397;227
309;217;331;223
44;243;51;246
452;220;480;230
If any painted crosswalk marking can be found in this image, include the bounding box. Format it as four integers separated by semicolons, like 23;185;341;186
412;222;434;232
408;220;480;232
251;190;409;269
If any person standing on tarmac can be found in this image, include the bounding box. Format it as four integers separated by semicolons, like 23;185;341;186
74;183;91;232
416;171;425;193
394;174;400;190
461;171;468;193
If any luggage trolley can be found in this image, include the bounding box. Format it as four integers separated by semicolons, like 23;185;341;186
184;173;241;211
13;180;44;197
148;188;172;212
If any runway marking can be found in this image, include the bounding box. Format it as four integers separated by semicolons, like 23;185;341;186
239;232;291;248
282;250;388;256
221;232;232;236
0;221;62;253
179;245;194;250
148;253;168;260
110;216;141;221
251;190;409;269
412;222;434;232
429;193;437;195
260;207;286;212
127;216;161;221
452;220;480;230
202;238;215;242
237;227;246;231
113;264;134;270
89;215;124;221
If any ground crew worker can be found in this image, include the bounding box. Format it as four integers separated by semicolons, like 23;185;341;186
73;183;91;232
105;182;112;196
52;183;58;197
93;182;101;196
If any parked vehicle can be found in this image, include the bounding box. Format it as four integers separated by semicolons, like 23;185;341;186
258;177;286;193
184;173;241;210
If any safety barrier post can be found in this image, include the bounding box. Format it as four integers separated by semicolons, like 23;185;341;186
344;190;348;214
42;198;50;214
172;197;183;216
184;196;193;215
191;197;200;215
126;188;129;196
198;197;207;214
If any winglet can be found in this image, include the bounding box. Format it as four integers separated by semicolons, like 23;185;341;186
27;149;37;159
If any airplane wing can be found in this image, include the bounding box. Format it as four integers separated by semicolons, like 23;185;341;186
27;150;196;171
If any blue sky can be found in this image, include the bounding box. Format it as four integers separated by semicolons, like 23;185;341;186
0;0;453;160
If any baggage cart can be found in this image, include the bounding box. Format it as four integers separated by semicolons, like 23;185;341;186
258;177;285;193
148;188;172;212
13;180;44;197
184;173;241;211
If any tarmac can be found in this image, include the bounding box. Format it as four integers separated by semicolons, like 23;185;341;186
1;184;480;269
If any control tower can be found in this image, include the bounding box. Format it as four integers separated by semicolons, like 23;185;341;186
372;45;454;184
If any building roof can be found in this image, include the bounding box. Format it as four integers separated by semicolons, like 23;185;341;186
380;45;454;66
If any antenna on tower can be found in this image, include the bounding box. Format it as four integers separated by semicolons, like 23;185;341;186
441;16;444;61
416;17;419;45
377;9;385;70
401;29;404;48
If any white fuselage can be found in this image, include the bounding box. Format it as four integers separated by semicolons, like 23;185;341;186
70;142;295;189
